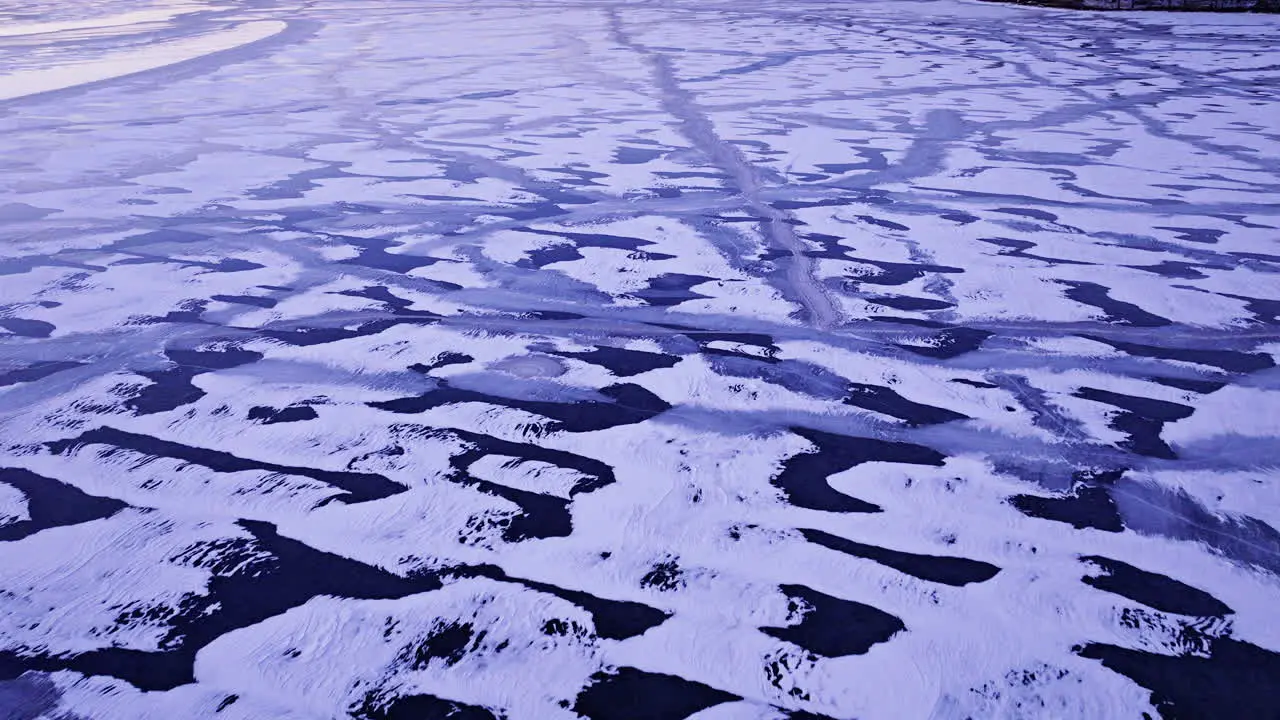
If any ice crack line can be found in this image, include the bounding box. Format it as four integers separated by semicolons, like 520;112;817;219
604;8;841;330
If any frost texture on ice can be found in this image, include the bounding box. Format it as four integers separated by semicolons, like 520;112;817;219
1;0;1279;718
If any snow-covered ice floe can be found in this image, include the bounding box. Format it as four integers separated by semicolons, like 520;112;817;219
0;0;1278;718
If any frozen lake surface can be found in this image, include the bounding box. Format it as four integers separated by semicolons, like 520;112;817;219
1;0;1279;717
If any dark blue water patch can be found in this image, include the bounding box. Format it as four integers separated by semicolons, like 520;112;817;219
646;321;701;331
337;237;444;274
0;317;55;338
471;475;573;541
375;97;444;107
980;237;1093;266
573;667;739;720
1009;470;1125;533
353;691;498;720
1058;182;1185;207
1078;638;1280;720
126;347;265;416
514;227;653;252
950;378;998;389
994;207;1060;223
213;258;269;273
1148;376;1226;394
261;318;438;347
771;198;855;211
794;232;850;261
614;146;666;164
854;215;909;232
812;157;877;174
410;194;492;204
0;202;57;222
137;299;210;325
46;427;405;505
438;159;486;183
1111;480;1280;576
110;255;266;273
940;212;979;224
843;383;969;426
1077;335;1274;374
869;295;954;311
714;54;800;77
126;367;207;415
1074;388;1196;423
518;243;582;268
1211;290;1280;325
1073;387;1195;460
631;274;714;307
336;286;444;318
1059;281;1172;328
842;257;964;287
0;468;129;542
247;405;318;424
463;564;669;641
0;256;105;276
772;427;947;514
540;166;610;187
410;352;474;375
1013;485;1123;532
370;382;670;433
1152;226;1226;244
761;584;905;658
870;317;992;359
0;520;443;692
1125;261;1214;280
752;244;783;262
1108;412;1177;459
0;361;84;387
649;186;682;199
165;347;264;370
106;229;210;253
552;346;681;377
1080;556;1232;617
459;89;518;101
800;528;999;587
210;294;277;309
